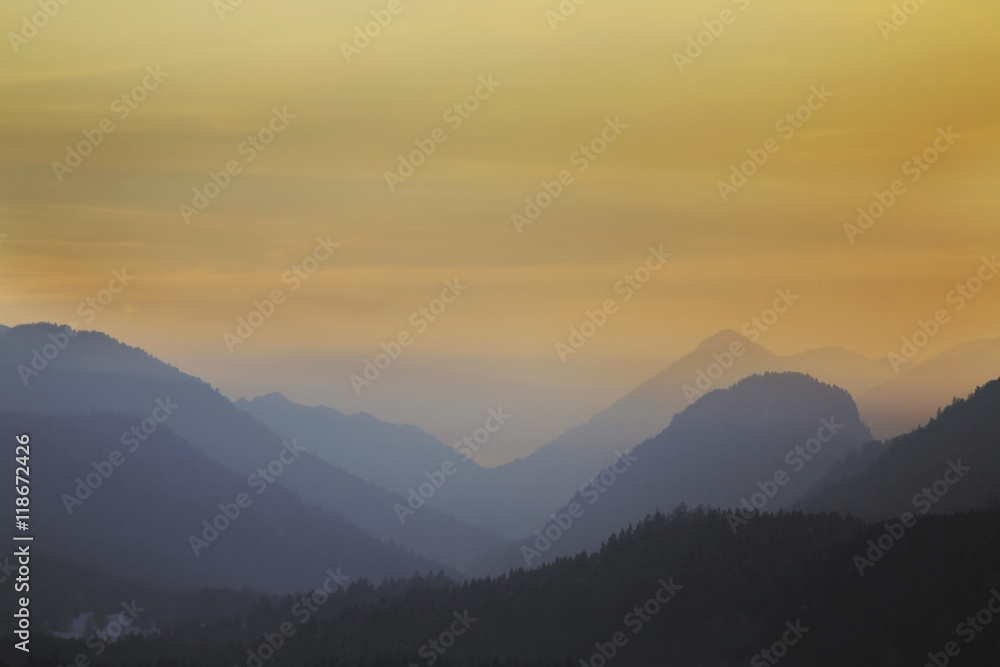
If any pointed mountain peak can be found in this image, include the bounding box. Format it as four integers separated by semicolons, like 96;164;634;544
694;329;754;352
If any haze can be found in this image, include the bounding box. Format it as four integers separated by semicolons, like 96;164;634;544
1;0;998;462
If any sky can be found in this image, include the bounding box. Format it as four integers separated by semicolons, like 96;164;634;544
1;0;998;463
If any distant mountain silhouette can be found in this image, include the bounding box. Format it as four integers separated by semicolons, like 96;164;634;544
781;345;894;396
4;321;992;575
236;392;482;496
0;323;507;573
207;331;996;544
233;331;902;540
235;391;527;538
479;372;872;572
859;337;1000;439
447;331;884;537
801;376;1000;520
0;411;440;593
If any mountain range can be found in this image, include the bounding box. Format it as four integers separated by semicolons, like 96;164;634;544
0;323;506;576
0;410;439;593
477;372;873;572
237;328;1000;541
1;321;998;591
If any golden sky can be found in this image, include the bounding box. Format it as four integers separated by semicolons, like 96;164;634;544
1;0;998;461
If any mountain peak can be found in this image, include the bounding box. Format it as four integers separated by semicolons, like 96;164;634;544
249;391;295;406
694;329;752;352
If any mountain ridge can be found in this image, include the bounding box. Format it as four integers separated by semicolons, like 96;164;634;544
0;323;508;573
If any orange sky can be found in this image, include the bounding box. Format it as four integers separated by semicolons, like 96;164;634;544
1;0;998;462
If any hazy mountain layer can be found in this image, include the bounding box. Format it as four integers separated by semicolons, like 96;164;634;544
859;336;1000;439
0;411;440;593
480;372;872;572
0;324;507;573
802;377;1000;519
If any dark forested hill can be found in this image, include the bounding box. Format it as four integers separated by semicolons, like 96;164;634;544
801;377;1000;520
5;507;999;667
